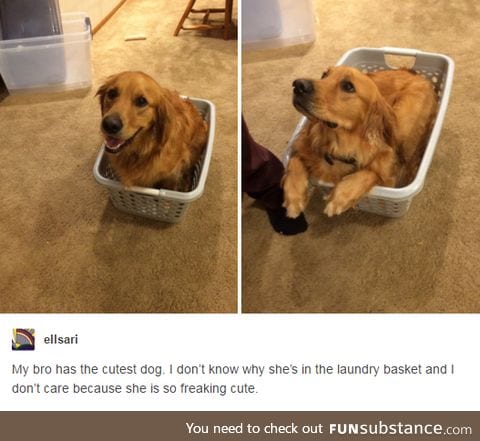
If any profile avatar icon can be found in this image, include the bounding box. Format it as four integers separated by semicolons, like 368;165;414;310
12;329;35;350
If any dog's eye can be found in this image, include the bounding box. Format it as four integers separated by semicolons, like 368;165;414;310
340;80;355;93
106;88;118;100
134;96;148;107
321;71;328;79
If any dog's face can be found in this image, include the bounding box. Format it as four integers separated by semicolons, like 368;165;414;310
96;71;164;154
292;66;381;131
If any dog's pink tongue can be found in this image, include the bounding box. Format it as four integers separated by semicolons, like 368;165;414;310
105;136;123;149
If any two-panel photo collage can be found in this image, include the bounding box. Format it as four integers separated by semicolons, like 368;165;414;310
1;0;478;319
3;0;480;435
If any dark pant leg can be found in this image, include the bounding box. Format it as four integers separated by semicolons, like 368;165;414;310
242;116;284;210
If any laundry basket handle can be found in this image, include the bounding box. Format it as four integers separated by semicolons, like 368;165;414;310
380;47;419;57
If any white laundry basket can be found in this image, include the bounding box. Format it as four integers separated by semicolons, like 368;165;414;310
93;97;215;223
284;47;454;218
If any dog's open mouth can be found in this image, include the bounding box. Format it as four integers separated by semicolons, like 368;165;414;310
103;129;141;154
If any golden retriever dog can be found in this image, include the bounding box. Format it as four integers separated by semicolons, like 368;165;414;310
283;66;437;217
97;71;207;191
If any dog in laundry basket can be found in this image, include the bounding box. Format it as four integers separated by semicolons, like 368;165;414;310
283;66;437;217
97;71;207;191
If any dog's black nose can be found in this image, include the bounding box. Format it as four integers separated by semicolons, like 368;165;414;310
102;114;123;135
293;79;314;95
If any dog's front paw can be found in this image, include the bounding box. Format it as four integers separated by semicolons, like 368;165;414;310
324;189;355;217
324;200;348;217
282;156;310;219
282;182;308;219
282;198;305;219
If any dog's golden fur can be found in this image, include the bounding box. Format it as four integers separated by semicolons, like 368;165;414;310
97;71;207;190
283;66;438;217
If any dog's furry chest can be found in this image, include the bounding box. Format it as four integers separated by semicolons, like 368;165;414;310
301;123;364;181
108;147;186;188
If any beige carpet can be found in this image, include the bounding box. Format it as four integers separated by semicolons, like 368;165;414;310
0;0;237;312
242;0;480;312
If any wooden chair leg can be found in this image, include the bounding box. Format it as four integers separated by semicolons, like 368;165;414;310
174;0;197;36
223;0;233;40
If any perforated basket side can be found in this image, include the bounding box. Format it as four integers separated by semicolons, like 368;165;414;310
109;188;189;222
356;197;411;218
97;151;202;222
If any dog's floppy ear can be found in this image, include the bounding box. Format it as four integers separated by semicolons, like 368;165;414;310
154;102;167;145
154;90;177;145
364;94;397;147
95;82;109;113
95;81;107;97
363;94;397;186
154;104;165;144
95;75;117;113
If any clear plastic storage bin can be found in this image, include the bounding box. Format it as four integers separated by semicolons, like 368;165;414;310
243;0;315;50
284;47;454;218
0;12;92;92
93;98;215;223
